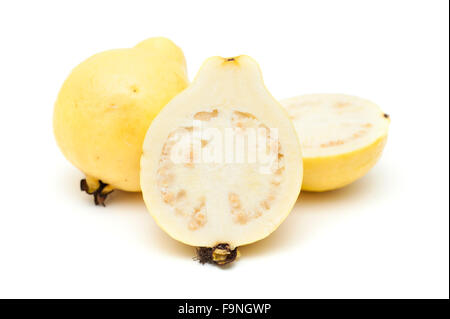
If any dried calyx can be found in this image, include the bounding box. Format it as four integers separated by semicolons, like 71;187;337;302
80;178;114;206
196;244;240;266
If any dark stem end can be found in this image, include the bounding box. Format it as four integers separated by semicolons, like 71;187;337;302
80;179;113;206
195;243;239;266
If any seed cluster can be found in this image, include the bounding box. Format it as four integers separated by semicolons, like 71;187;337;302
286;99;375;150
157;108;286;230
157;128;208;231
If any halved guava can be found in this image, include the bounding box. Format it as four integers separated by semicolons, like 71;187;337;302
140;56;303;265
281;94;390;192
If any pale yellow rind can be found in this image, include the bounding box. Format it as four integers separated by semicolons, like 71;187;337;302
140;56;303;248
53;38;188;191
302;134;388;191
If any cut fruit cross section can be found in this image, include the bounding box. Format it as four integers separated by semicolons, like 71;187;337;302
281;94;390;192
140;56;303;264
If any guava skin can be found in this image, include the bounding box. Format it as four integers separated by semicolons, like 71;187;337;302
54;38;188;204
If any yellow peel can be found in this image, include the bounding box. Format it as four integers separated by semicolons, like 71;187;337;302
53;37;188;192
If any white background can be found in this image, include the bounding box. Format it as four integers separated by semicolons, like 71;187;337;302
0;0;448;299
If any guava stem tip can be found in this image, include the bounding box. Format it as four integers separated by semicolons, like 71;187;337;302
195;243;239;266
80;178;113;206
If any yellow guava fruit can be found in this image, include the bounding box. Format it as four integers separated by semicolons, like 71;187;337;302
281;94;390;192
140;56;303;265
53;37;188;205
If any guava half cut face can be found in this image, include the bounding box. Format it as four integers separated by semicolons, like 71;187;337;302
140;56;303;263
282;94;390;158
281;94;390;192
